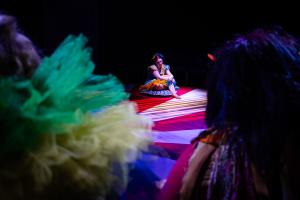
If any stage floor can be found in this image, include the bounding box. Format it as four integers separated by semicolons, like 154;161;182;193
123;86;207;199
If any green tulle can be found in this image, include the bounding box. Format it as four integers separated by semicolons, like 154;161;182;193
32;34;128;111
0;35;128;155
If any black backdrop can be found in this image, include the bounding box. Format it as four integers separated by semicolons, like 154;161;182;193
1;0;298;88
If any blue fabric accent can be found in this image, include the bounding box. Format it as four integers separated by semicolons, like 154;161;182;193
140;89;173;96
166;79;176;86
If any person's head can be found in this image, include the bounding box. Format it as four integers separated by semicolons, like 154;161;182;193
151;52;164;65
206;26;300;128
206;26;300;170
0;13;40;77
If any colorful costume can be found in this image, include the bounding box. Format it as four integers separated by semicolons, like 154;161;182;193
0;35;152;199
139;64;179;96
160;126;267;200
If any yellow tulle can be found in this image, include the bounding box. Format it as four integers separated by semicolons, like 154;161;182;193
0;102;153;199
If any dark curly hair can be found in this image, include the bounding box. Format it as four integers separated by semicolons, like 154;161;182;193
206;26;300;198
0;13;40;77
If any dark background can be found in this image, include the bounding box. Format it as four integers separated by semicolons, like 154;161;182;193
1;0;298;88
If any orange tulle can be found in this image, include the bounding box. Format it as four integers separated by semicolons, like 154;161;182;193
139;79;167;91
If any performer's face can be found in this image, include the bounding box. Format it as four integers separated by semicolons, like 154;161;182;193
155;57;163;65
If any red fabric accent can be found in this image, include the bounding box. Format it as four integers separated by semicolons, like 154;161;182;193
157;144;195;200
153;111;206;131
207;53;217;62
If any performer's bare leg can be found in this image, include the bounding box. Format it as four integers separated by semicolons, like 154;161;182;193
169;84;181;99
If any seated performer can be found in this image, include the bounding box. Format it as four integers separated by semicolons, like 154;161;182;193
139;52;181;98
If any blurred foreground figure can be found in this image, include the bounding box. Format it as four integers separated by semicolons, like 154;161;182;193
0;13;152;200
160;26;300;200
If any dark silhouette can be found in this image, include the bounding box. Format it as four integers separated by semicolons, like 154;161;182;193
160;26;300;200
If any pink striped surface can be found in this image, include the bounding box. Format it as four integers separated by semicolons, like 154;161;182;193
131;87;207;157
